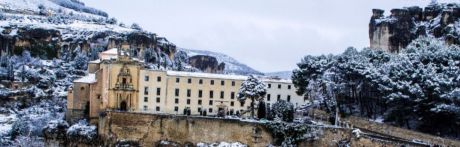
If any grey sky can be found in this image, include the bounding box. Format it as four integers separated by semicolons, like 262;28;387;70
81;0;457;72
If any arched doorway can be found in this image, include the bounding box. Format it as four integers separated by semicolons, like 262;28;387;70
120;101;127;111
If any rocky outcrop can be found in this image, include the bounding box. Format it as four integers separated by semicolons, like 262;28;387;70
188;55;225;73
369;3;460;53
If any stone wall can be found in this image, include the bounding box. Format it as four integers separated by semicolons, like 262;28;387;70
96;111;458;147
99;111;273;146
344;116;460;146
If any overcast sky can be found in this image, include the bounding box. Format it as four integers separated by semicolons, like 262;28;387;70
81;0;457;72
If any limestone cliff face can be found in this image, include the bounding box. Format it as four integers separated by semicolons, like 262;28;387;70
188;55;225;73
369;3;460;53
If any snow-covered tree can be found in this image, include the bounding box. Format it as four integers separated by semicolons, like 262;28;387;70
106;17;117;25
74;52;88;70
292;36;460;138
66;120;97;143
272;100;294;122
237;75;267;118
131;23;142;31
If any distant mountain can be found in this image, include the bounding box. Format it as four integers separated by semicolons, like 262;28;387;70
264;71;293;80
179;48;263;75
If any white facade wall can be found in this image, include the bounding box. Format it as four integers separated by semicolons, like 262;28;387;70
138;70;306;116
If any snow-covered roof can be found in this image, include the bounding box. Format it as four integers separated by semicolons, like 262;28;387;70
88;59;101;64
164;70;293;83
101;48;118;55
74;73;96;83
166;71;248;80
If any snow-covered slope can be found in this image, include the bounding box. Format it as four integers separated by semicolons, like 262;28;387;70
179;48;262;75
0;0;107;18
265;71;293;80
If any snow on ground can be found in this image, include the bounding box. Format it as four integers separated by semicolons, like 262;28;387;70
0;114;17;137
0;16;134;36
196;142;247;147
370;116;384;123
0;0;105;19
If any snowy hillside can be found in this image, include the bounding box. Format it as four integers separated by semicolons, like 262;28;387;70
265;71;293;80
179;48;262;75
0;0;107;17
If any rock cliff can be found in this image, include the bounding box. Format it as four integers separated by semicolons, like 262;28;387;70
369;3;460;53
0;0;261;75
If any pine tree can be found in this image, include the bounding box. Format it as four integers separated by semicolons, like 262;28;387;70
257;101;267;119
237;75;267;119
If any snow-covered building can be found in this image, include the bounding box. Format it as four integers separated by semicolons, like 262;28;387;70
66;48;306;123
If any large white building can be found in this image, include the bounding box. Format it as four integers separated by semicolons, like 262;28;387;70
138;70;306;116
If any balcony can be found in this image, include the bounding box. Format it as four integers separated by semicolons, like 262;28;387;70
114;83;134;90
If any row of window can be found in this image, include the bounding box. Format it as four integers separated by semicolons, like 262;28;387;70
144;87;162;95
267;83;292;89
142;105;216;113
266;94;291;102
174;89;235;99
144;76;162;82
144;96;241;107
143;97;162;103
144;75;238;86
143;90;293;103
143;105;240;114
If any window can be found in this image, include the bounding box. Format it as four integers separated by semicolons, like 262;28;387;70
240;102;244;107
156;88;161;96
268;84;271;88
199;79;203;84
176;78;180;83
81;87;85;90
278;84;281;89
221;80;225;86
209;100;213;105
198;100;202;105
187;89;191;97
145;76;149;81
174;106;179;112
143;105;148;110
277;95;281;101
209;108;213;113
220;91;224;99
267;94;271;101
198;108;202;113
230;101;234;106
198;90;203;98
144;87;149;95
288;85;291;89
187;99;191;104
210;80;214;85
175;88;180;97
209;91;214;98
287;95;291;102
188;78;192;84
144;97;148;102
231;92;235;99
231;81;235;86
156;106;160;111
156;97;160;102
175;98;179;104
157;76;161;82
